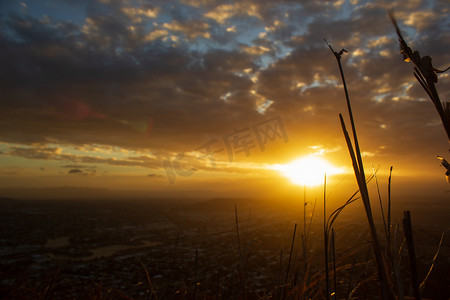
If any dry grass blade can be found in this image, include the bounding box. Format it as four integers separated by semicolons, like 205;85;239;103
348;273;379;299
140;260;159;300
42;270;58;300
326;192;359;235
345;258;357;300
326;172;376;237
420;228;450;292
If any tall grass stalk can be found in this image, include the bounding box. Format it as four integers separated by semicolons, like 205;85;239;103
281;223;297;300
387;166;393;248
194;249;199;300
306;198;317;244
383;167;404;300
326;39;393;300
373;166;389;243
235;204;242;261
339;108;392;300
323;174;331;300
331;228;337;300
234;204;246;299
402;211;421;300
393;224;405;300
302;186;307;274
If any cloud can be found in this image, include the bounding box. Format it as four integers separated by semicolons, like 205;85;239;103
148;173;162;177
144;29;169;41
3;145;163;169
204;3;261;24
68;169;83;174
181;0;217;8
241;45;272;56
67;166;96;176
403;11;437;31
62;164;96;169
0;0;448;180
121;6;159;23
163;20;211;39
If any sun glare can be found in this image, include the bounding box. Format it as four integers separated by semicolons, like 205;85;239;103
271;156;343;186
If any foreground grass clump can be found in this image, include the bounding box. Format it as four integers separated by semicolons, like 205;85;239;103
321;12;449;300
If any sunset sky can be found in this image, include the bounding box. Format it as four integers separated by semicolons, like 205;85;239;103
0;0;449;201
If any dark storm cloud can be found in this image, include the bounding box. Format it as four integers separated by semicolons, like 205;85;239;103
0;0;448;168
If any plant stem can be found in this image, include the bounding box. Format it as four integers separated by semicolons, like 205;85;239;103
339;114;392;300
323;174;330;300
326;39;393;299
402;211;421;300
281;223;297;300
332;228;337;300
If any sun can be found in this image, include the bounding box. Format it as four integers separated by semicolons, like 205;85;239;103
270;156;343;187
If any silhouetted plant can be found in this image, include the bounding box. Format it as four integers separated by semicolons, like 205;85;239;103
390;12;450;182
325;39;395;300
